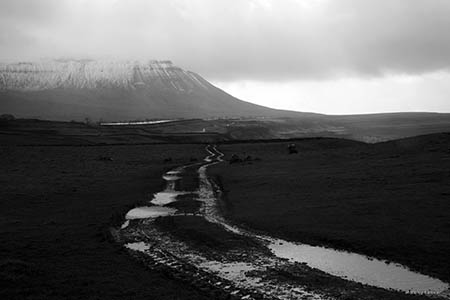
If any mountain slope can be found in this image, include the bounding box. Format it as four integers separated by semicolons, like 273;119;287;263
0;59;303;121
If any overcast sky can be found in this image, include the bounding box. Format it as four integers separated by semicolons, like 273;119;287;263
1;0;450;114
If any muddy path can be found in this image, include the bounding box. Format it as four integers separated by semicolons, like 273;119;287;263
114;145;449;300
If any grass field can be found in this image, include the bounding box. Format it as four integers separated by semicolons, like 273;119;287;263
209;134;450;282
2;121;450;299
0;143;210;300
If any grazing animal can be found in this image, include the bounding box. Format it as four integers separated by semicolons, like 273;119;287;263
288;143;298;154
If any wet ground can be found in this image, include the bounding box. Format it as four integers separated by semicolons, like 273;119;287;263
208;136;450;284
0;143;211;300
117;145;449;300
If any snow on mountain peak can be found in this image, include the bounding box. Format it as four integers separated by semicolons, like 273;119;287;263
0;59;208;92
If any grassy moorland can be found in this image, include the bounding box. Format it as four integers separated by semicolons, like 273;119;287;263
209;134;450;282
0;143;210;300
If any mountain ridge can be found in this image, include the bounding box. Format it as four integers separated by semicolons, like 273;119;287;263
0;59;313;121
0;59;208;91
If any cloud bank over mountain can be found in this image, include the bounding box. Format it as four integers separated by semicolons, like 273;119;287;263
1;0;450;114
1;0;450;81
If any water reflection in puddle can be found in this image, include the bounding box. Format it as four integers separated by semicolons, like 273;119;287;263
126;206;176;219
125;242;150;252
198;147;449;295
151;191;187;205
123;146;450;296
120;220;130;229
269;240;449;294
151;169;190;205
162;174;182;181
125;168;187;219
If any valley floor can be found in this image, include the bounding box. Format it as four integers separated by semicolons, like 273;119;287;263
209;134;450;283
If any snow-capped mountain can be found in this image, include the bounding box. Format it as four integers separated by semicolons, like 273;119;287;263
0;59;209;91
0;59;292;121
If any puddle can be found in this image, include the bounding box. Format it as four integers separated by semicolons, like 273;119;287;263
125;206;176;219
162;170;182;190
198;146;450;295
269;240;449;294
150;191;187;206
125;168;187;218
162;174;182;181
195;258;323;299
120;220;130;229
125;242;150;252
150;169;188;205
121;145;450;297
166;170;181;175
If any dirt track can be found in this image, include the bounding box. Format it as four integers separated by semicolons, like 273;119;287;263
0;144;210;300
118;145;447;300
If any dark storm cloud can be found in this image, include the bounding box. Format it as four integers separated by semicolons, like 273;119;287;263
1;0;450;80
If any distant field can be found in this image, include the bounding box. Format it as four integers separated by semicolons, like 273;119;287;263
209;134;450;282
0;118;225;145
0;143;209;300
2;114;450;146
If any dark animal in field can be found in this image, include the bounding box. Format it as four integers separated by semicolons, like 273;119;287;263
163;157;173;163
288;143;298;154
190;157;198;162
